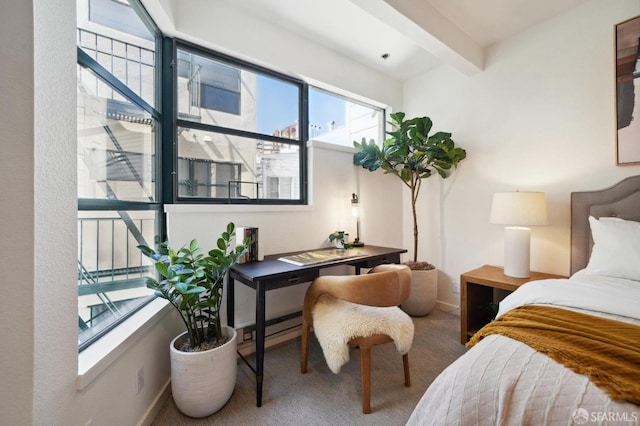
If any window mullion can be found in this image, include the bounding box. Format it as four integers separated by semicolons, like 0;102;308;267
78;48;159;120
176;119;303;147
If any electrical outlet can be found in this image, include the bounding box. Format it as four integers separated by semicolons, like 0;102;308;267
136;366;144;394
452;279;460;294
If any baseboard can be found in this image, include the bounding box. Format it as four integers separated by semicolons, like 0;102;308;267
238;326;302;356
436;300;460;316
137;377;171;426
236;313;303;356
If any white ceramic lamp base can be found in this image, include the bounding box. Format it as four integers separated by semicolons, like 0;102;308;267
503;226;531;278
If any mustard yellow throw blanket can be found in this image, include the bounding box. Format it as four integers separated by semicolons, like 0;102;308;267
467;305;640;406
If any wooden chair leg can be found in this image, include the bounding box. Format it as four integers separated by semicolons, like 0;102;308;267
403;353;411;387
360;347;371;414
301;319;309;374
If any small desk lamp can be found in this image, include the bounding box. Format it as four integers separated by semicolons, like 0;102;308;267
490;191;547;278
351;193;365;247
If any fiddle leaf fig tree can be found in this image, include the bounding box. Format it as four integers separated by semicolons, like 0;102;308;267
353;112;466;265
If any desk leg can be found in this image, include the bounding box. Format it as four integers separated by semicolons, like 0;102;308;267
227;276;235;328
255;281;266;407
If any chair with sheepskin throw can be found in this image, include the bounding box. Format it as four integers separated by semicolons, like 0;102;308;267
301;264;414;414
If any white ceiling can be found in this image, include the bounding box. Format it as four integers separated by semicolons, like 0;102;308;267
217;0;590;80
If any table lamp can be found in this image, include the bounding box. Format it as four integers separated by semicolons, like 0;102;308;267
351;193;365;247
490;191;547;278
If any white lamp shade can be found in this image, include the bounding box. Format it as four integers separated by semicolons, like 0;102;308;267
490;192;547;226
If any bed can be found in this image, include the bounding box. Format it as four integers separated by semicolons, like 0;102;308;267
407;176;640;425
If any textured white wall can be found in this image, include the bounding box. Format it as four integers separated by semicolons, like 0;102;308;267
0;1;34;424
403;0;640;309
32;0;78;422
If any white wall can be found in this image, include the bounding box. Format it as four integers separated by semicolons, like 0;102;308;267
32;0;78;422
403;0;640;309
0;1;35;424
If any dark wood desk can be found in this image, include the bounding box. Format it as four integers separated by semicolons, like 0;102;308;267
227;245;406;407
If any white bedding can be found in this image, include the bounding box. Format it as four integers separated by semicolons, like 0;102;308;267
407;273;640;426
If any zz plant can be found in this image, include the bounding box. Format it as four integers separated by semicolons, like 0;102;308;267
354;112;466;265
138;222;248;351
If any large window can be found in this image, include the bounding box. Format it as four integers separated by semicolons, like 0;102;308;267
174;44;306;203
77;0;161;350
74;0;386;349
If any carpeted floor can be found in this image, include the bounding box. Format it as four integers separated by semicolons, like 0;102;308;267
151;308;467;426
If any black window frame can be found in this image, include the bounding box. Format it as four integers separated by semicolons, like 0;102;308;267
77;0;165;351
165;39;308;205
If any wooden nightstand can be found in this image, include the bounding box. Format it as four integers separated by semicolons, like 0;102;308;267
460;265;566;344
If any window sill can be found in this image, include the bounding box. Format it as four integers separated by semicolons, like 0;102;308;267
164;203;313;214
77;298;172;390
307;139;357;153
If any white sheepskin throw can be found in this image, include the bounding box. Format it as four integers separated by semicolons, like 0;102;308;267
312;295;414;374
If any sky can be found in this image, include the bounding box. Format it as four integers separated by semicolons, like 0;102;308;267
256;76;346;137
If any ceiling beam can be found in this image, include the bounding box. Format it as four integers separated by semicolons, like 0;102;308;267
349;0;484;75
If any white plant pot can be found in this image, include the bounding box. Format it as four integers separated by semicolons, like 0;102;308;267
401;269;438;316
169;326;237;418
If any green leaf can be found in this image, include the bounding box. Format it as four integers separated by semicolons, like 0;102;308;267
389;111;405;124
155;262;169;278
137;245;155;258
185;286;206;294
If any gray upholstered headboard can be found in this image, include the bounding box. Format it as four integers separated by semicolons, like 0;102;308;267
570;175;640;275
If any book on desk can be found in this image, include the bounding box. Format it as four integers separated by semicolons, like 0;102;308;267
237;226;259;263
277;249;365;266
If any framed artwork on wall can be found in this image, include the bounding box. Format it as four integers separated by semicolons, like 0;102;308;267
615;15;640;165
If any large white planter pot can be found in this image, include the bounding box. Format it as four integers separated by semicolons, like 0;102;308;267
169;326;237;418
401;269;438;317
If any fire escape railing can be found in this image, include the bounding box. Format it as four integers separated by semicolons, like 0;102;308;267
77;216;154;331
77;28;158;334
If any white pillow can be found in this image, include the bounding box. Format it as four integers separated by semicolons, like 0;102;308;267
584;216;640;281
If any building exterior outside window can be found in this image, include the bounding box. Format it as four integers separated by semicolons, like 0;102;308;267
175;44;305;203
